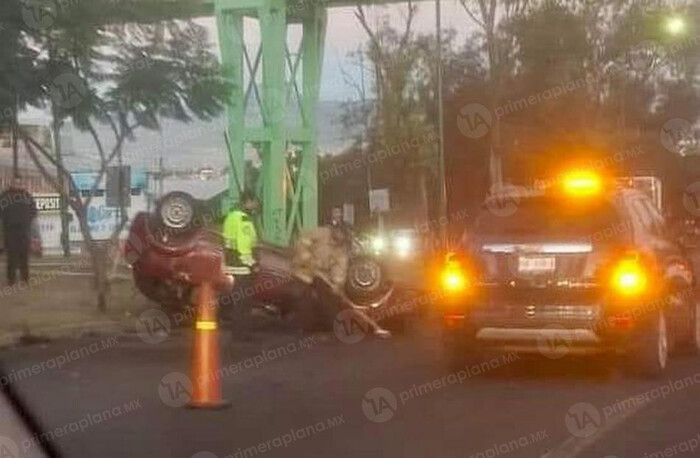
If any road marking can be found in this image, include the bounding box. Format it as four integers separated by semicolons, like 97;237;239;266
50;271;92;277
30;263;82;267
540;397;649;458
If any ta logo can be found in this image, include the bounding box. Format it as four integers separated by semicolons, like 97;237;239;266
565;402;602;438
537;326;572;360
21;0;57;30
136;309;171;344
50;73;87;109
485;183;520;217
333;309;371;344
457;103;492;139
0;436;19;458
191;452;218;458
362;387;398;423
660;118;692;154
158;372;193;407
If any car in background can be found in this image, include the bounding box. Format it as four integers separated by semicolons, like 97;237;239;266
366;228;423;260
438;171;697;377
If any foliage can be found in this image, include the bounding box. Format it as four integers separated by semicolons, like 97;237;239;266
2;0;230;309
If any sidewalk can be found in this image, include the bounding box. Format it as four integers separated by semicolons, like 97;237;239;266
0;259;148;348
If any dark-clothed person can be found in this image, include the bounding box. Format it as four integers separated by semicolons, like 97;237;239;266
0;178;37;285
328;206;353;250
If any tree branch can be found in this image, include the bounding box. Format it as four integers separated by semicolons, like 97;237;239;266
19;129;80;197
85;122;138;208
460;0;486;29
22;136;84;216
400;1;417;49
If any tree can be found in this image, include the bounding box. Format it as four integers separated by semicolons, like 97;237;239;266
0;0;43;176
459;0;531;187
11;3;230;310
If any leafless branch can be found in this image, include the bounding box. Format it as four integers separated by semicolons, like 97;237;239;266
21;136;84;217
460;0;486;29
400;1;417;48
19;129;79;196
355;6;380;52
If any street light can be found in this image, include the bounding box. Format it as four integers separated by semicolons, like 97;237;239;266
664;14;687;37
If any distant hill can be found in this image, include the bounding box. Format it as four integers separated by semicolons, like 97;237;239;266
56;100;357;172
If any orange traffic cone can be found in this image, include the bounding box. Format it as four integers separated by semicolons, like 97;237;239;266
187;281;231;409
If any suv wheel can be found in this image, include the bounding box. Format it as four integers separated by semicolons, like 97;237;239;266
676;299;700;355
626;309;668;378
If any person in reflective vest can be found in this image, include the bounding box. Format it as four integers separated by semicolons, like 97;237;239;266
223;190;259;268
222;190;260;340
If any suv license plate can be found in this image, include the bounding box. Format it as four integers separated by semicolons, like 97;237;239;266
518;256;555;273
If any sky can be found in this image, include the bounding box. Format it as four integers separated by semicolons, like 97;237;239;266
14;1;477;172
20;1;474;123
203;1;474;101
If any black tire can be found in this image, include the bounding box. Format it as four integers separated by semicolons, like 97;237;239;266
625;309;669;378
673;288;700;356
345;255;389;306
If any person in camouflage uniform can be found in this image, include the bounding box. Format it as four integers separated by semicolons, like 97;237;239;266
291;225;390;338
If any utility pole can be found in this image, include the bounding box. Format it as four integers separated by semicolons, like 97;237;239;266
11;92;19;178
50;101;71;257
359;48;373;210
48;42;71;257
435;0;448;248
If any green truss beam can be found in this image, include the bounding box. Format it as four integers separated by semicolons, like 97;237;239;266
215;0;327;245
102;0;412;246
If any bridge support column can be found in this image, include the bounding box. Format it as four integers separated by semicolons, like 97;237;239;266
260;0;288;244
215;8;245;210
215;0;327;245
299;8;326;230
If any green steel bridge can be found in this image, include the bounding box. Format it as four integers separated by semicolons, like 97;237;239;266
103;0;410;245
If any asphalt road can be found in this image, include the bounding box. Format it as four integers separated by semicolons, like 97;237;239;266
1;312;700;458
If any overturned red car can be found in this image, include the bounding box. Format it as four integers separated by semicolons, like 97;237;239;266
124;191;232;311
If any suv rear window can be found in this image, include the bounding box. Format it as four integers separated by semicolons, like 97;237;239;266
475;196;628;242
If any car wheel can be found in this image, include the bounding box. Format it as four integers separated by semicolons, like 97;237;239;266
675;296;700;356
626;309;668;378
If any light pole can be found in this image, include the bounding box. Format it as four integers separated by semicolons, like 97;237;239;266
435;0;448;248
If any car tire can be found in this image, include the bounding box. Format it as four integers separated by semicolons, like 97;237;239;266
674;292;700;356
626;309;669;378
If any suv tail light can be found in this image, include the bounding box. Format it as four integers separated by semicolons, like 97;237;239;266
440;253;470;294
609;254;649;297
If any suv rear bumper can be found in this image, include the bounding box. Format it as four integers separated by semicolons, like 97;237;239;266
442;300;652;355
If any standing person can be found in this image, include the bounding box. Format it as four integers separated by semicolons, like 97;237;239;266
0;177;37;286
222;190;260;340
328;205;352;238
